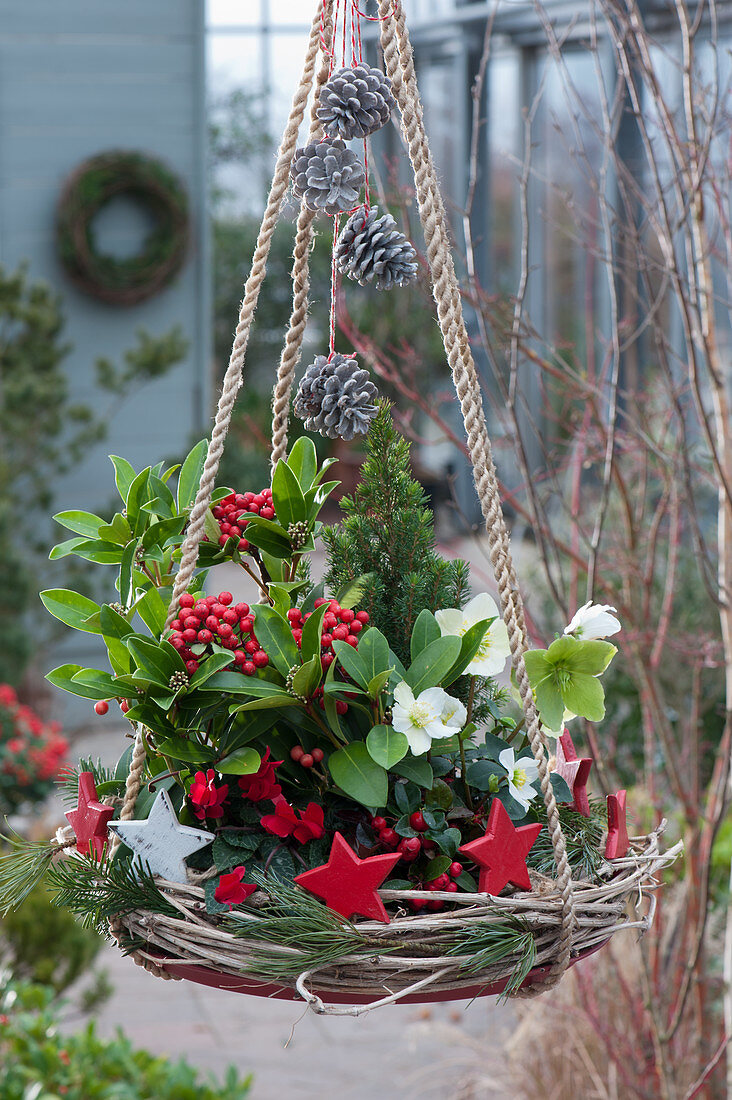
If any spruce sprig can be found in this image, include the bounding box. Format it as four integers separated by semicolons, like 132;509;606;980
527;799;606;880
446;916;537;999
323;402;470;663
0;829;58;914
226;873;376;980
45;852;178;936
59;758;118;804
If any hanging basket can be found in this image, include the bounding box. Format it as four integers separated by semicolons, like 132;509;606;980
10;0;681;1019
111;825;673;1010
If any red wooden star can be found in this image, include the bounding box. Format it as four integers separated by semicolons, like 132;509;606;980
294;832;401;923
554;729;592;817
605;789;629;859
459;798;542;895
65;771;114;858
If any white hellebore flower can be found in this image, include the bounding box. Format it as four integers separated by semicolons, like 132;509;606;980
435;592;511;678
564;601;621;641
498;747;540;813
392;683;467;756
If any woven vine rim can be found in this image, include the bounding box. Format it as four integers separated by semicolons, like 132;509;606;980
55;150;189;307
111;827;680;1009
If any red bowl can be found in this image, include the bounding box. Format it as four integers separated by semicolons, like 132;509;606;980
153;940;606;1005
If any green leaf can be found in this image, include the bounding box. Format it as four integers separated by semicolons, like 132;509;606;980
97;512;133;545
405;635;462;694
366;725;409;768
300;604;328;664
145;474;177;518
562;672;606;722
426;778;454;810
110;455;136;501
443;618;493;686
58;539;124;565
328;743;388;809
70;668;120;700
425;855;452;880
410;609;441;661
126;467;152;534
550;772;574;803
391;756;434;788
40;589;101;634
47;664;107;700
466;759;504;791
356;628;392;681
251;605;299;677
177;439;207;513
433;828;462;858
156;738;216;765
291;656;322;699
234;692;300;712
188;652;236;689
126;636;181;686
286;435;318;488
366;668;392;700
118;539;139;609
141;515;186;551
203;673;288;697
53;510;105;537
271;458;308;527
332;640;370;690
335;573;375;611
216;748;261;775
242;522;294;559
267;583;292;620
49;536;88;560
134;587;170;638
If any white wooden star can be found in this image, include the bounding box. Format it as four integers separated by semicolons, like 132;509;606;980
108;789;214;884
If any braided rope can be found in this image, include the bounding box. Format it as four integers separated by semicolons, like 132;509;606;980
378;0;575;992
164;3;327;626
270;12;334;469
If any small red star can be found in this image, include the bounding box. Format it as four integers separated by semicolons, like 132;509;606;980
294;832;401;922
65;772;114;858
460;798;542;895
554;729;592;817
605;789;629;859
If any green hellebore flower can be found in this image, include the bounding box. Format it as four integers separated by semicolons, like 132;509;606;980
523;635;617;730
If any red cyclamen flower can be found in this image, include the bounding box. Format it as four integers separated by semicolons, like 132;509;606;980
237;747;283;802
261;797;325;845
214;865;256;909
188;769;229;821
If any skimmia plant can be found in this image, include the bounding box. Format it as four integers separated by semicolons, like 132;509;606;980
2;406;619;925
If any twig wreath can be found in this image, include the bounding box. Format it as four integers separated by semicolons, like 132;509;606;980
55;150;189;306
0;0;680;1016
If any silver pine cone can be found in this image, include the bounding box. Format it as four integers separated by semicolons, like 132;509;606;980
291;138;365;216
293;353;378;441
317;64;396;140
335;205;418;290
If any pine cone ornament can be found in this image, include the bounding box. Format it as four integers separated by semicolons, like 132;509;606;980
335;206;418;290
294;353;378;441
317;64;396;140
291;138;365;216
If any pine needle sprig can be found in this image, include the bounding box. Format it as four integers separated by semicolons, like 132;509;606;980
226;873;378;980
528;799;606;880
59;758;118;804
445;916;537;999
0;828;58;914
45;852;178;936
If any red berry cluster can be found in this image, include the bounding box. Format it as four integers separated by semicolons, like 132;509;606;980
290;745;324;769
212;489;275;552
370;811;464;909
288;598;370;672
168;591;270;677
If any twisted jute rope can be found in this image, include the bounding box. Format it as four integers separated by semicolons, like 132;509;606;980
378;0;575;994
270;14;334;470
107;2;333;978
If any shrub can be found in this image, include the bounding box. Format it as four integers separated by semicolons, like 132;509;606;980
0;685;68;817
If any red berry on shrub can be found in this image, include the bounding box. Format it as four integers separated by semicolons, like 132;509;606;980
449;862;462;879
300;753;314;768
212;603;227;618
399;837;422;862
234;602;250;616
218;535;229;547
434;873;449;889
314;597;328;608
371;816;387;832
332;625;348;641
182;616;198;631
321;633;333;648
182;628;197;643
346;635;359;647
219;592;233;606
410;811;428;832
427;899;444;912
253;650;269;668
355;611;370;624
292;629;303;646
193;601;209;618
321;653;335;669
379;828;399;848
323;613;337;630
243;639;256;655
446;882;458;893
223;609;239;625
185;660;199;675
329;601;341;613
234;650;246;664
179;594;195;609
170;634;186;650
339;608;355;624
94;700;109;715
291;745;305;761
240;616;254;633
410;896;427;912
260;506;275;519
120;699;130;713
170;619;182;631
349;620;363;634
311;747;324;764
243;661;256;676
196;629;212;644
335;700;348;715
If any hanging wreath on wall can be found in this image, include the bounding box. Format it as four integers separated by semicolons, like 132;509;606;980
55;151;189;307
